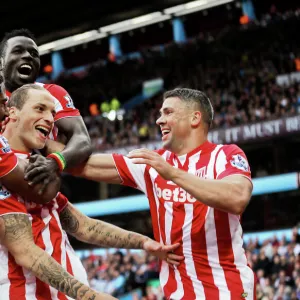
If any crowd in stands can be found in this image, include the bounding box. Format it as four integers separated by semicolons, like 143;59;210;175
49;9;300;152
80;226;300;299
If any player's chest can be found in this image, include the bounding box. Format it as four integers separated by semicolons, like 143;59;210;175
150;153;213;205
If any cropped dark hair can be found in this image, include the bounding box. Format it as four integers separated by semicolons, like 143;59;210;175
163;88;214;128
0;28;37;58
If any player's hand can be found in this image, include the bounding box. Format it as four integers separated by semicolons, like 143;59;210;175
127;148;176;180
143;239;184;266
24;154;60;194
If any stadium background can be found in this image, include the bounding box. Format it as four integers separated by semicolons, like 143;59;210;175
3;0;300;298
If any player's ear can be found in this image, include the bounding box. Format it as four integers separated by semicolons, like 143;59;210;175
8;106;18;121
191;111;201;127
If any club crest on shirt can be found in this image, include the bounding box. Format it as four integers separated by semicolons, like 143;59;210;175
230;154;249;172
0;188;11;200
195;166;206;178
64;94;75;109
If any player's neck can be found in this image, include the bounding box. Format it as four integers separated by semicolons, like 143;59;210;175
3;127;31;153
173;133;208;156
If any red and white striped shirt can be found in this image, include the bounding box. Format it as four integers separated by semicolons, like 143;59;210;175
112;141;256;300
0;151;88;299
6;82;80;141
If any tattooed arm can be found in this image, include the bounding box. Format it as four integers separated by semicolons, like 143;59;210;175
60;202;148;248
0;213;117;300
60;202;183;265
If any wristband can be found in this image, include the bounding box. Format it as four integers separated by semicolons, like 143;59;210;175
47;152;66;172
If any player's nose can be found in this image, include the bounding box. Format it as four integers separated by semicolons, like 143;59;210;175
156;115;166;125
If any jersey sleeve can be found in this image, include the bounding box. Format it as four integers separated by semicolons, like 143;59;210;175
56;192;69;214
215;144;252;182
0;189;27;216
112;153;148;193
45;84;80;121
0;135;18;178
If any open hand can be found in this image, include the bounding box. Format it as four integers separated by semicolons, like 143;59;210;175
143;239;184;266
127;148;176;181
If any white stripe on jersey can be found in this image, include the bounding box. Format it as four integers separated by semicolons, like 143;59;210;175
165;201;185;300
41;207;58;300
187;150;201;174
215;149;227;178
23;267;37;300
149;167;169;289
123;156;147;192
0;247;9;298
52;210;67;269
228;216;255;298
205;208;231;299
205;144;231;299
182;203;205;299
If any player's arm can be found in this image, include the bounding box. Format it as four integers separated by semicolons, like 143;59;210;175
60;202;183;265
0;213;117;300
169;173;252;215
1;158;61;204
127;147;253;215
27;139;122;184
54;115;92;169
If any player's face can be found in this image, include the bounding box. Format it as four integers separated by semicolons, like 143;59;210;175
156;97;193;152
3;36;40;89
14;90;55;150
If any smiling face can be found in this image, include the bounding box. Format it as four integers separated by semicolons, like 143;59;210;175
2;36;40;91
156;97;198;153
10;89;55;151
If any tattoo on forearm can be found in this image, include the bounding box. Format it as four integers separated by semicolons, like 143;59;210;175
2;214;32;242
85;220;145;249
1;214;94;299
33;254;89;299
60;207;79;233
79;288;89;298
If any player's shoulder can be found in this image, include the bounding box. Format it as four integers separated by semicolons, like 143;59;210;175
155;148;168;156
40;82;68;94
219;143;244;154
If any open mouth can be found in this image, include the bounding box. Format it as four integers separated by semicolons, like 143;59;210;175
161;129;170;140
18;64;33;78
35;125;50;138
161;129;170;136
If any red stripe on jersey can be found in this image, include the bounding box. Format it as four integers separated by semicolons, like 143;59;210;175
49;212;68;300
214;210;244;297
172;203;196;299
32;214;52;300
8;253;26;299
194;224;220;299
157;186;176;298
113;154;138;189
144;166;160;242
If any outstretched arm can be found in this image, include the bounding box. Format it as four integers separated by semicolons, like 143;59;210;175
0;213;117;300
26;139;122;185
60;202;183;265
